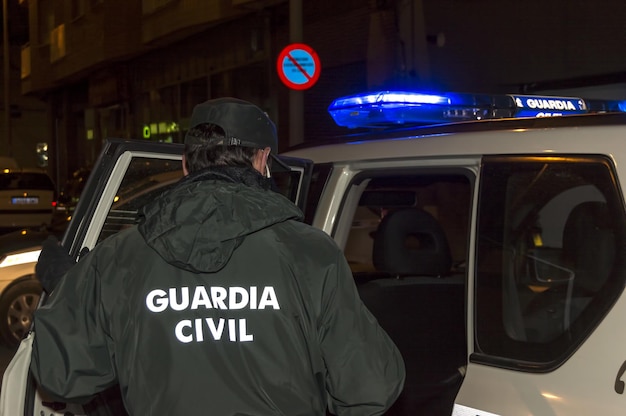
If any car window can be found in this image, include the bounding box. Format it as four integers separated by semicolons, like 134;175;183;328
272;170;303;205
94;157;311;245
302;163;332;225
96;158;183;244
474;156;626;369
58;168;91;209
0;172;54;191
337;169;472;414
271;155;314;212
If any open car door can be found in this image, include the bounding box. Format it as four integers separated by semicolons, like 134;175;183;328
0;138;313;416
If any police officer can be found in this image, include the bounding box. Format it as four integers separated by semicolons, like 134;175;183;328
31;98;405;415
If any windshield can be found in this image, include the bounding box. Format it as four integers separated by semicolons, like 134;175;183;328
0;173;54;191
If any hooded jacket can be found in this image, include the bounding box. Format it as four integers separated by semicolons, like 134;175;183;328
30;166;405;415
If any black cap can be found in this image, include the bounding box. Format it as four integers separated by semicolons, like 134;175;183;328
184;97;278;154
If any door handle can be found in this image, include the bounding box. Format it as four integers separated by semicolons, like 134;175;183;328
614;360;626;394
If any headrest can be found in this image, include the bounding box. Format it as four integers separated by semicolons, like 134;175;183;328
373;208;452;277
562;201;614;293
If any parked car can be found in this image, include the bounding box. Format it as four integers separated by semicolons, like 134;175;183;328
5;90;626;415
0;220;68;346
0;168;55;231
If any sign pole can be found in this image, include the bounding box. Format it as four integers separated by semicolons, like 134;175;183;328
288;0;303;148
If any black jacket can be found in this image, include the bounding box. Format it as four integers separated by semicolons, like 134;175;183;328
31;166;405;415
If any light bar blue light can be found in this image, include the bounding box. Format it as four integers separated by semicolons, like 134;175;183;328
328;90;626;129
328;90;499;128
331;91;450;109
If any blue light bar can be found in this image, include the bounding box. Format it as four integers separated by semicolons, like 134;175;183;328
328;90;626;128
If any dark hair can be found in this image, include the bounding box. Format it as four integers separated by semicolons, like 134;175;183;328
184;123;260;173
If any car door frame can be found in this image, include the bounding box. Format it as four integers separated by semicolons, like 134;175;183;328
11;137;313;416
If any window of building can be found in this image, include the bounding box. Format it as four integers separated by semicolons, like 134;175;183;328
89;0;104;9
71;0;85;20
37;0;54;45
474;156;626;370
180;77;208;122
50;23;66;62
140;87;180;143
20;45;31;79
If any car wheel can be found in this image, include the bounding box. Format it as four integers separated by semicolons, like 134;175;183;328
0;280;42;347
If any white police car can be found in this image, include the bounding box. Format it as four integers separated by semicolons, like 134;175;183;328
3;90;626;415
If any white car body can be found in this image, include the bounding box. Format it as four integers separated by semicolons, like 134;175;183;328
0;245;43;346
284;122;626;416
3;104;626;415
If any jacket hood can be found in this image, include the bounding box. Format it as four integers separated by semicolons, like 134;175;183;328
138;167;303;273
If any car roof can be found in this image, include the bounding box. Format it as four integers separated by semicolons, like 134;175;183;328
2;168;51;175
282;113;626;163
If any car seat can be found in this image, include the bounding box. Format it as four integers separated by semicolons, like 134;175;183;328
524;201;615;342
357;208;465;415
372;207;452;277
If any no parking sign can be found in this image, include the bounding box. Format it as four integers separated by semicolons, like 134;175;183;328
276;43;321;90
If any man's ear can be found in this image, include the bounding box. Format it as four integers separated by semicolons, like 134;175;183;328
261;147;271;178
262;147;271;163
253;147;271;176
182;154;189;176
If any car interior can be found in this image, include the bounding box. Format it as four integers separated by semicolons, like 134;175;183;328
342;174;471;415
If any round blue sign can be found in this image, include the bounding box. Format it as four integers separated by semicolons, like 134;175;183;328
277;43;321;90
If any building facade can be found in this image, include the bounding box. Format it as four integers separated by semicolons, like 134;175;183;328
18;0;406;187
14;0;626;188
